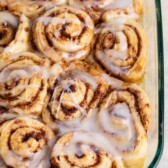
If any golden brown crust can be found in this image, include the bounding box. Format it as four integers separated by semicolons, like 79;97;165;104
133;0;144;15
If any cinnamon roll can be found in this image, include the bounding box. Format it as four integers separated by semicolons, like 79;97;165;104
42;61;109;129
7;0;67;18
94;18;148;82
0;117;55;168
0;52;50;121
69;0;143;23
0;13;30;55
97;84;151;168
50;131;114;168
32;6;94;62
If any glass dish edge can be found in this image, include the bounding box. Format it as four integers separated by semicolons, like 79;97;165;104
148;0;164;167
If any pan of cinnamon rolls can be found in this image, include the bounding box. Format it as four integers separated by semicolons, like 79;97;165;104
0;1;152;168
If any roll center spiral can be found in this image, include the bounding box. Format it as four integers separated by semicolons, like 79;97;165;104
10;128;45;158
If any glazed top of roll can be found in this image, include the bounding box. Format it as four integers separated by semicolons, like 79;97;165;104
69;0;143;22
42;61;109;130
32;6;94;62
0;117;55;168
94;18;148;82
49;83;150;168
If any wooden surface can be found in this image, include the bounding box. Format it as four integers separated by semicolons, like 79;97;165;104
158;0;168;167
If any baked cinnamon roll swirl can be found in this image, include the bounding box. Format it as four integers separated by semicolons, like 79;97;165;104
7;0;67;18
42;61;108;129
0;52;50;121
0;117;55;168
94;18;148;82
69;0;143;23
0;13;30;55
97;84;151;168
50;131;113;168
32;6;94;62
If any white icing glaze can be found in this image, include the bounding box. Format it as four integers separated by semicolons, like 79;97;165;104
99;103;136;150
49;63;64;78
27;138;56;168
70;0;133;10
49;69;98;124
0;65;49;82
54;102;136;158
70;0;139;21
104;0;132;10
55;80;87;115
38;16;81;26
0;12;18;28
0;113;18;119
54;108;99;135
104;5;139;21
0;151;21;168
96;50;125;74
55;69;98;91
1;137;56;168
71;70;98;90
53;131;121;159
102;74;123;87
95;19;135;76
0;54;65;84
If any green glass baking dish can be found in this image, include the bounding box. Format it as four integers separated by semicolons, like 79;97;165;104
142;0;164;167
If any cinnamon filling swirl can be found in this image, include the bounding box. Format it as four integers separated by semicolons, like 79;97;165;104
32;6;94;62
0;52;50;121
42;61;109;129
94;18;148;82
0;117;55;168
